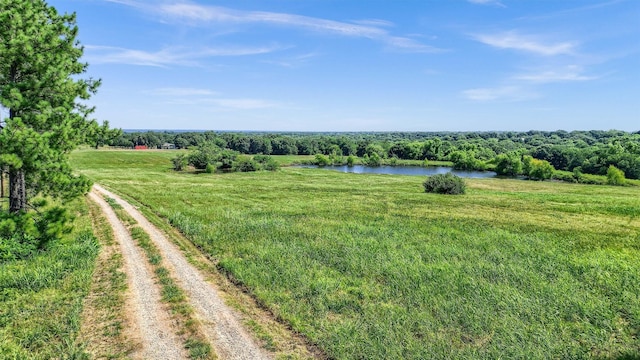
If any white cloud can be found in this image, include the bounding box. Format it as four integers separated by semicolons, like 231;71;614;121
462;86;538;102
514;65;598;83
150;88;219;96
472;31;577;56
468;0;506;7
263;52;320;68
109;1;443;53
84;44;282;67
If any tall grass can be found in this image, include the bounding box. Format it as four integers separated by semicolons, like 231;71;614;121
0;198;100;359
72;149;640;359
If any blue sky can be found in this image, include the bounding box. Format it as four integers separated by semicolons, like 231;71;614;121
48;0;639;131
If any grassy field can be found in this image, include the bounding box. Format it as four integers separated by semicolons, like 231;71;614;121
0;197;100;358
71;149;640;359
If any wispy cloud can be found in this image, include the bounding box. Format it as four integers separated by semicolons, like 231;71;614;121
149;87;219;96
149;86;281;110
514;65;598;83
462;85;538;102
85;44;282;67
468;0;506;8
263;52;319;68
472;31;577;56
108;1;443;53
517;0;625;21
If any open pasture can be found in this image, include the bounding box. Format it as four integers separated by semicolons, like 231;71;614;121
71;149;640;359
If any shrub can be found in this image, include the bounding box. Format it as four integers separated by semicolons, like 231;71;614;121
363;152;381;167
528;159;554;181
214;149;238;170
551;171;577;183
315;154;330;166
205;163;215;173
262;159;280;171
233;156;259;172
171;154;187;171
254;154;279;171
346;155;355;167
0;205;72;262
578;173;606;185
253;154;272;164
188;145;219;170
606;165;626;186
423;173;466;195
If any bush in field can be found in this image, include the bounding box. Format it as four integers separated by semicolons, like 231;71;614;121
606;165;626;186
522;156;554;181
171;154;188;171
233;156;259;172
528;159;555;180
551;171;577;183
315;153;330;166
347;155;355;167
423;173;466;195
188;145;219;170
214;149;239;170
363;152;381;166
253;154;271;163
262;159;279;171
254;154;279;171
205;163;215;173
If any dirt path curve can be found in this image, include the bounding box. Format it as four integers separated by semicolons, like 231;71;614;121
88;191;187;360
93;184;273;360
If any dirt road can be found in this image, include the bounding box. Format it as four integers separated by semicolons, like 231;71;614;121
88;191;186;359
91;185;272;360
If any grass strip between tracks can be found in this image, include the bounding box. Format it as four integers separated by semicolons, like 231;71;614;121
104;195;214;360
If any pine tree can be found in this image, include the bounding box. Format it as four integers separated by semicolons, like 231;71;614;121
0;0;99;213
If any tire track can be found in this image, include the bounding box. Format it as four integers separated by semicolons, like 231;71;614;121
93;184;272;360
88;191;187;360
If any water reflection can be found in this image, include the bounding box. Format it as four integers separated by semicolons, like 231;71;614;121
298;165;496;178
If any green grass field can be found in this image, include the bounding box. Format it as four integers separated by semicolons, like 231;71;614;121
0;197;100;358
71;149;640;359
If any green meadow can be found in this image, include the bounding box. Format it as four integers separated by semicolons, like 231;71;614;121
71;149;640;359
0;197;100;358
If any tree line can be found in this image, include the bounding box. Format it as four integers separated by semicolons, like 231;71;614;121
113;130;640;180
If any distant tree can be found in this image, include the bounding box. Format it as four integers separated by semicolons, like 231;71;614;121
365;144;385;159
92;120;123;148
494;153;523;176
449;150;485;171
422;138;442;160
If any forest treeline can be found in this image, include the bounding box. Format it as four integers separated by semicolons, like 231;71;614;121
111;130;640;179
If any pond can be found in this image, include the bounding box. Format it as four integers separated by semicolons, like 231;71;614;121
297;165;496;178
